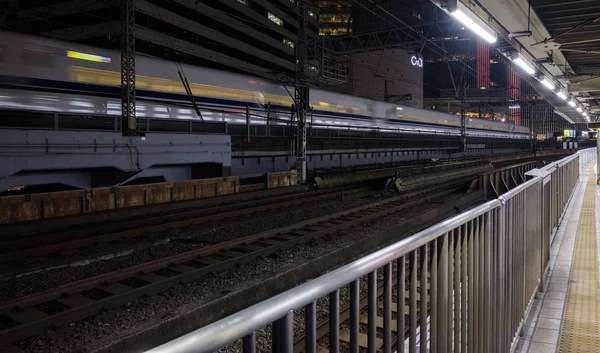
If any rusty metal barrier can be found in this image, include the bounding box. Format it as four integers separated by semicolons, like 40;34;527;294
0;177;240;224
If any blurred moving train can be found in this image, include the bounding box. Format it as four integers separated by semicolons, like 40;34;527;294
0;31;531;138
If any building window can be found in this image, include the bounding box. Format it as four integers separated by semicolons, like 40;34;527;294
319;14;349;23
268;12;283;26
412;9;421;20
319;27;349;36
283;38;295;48
237;0;247;4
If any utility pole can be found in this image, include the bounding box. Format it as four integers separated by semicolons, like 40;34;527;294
460;83;467;152
121;0;137;136
295;0;309;184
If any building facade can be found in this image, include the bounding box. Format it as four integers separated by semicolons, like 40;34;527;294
0;0;319;80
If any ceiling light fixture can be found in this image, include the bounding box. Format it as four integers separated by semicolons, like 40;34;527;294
577;107;583;113
540;77;555;90
556;91;568;100
450;5;497;44
513;54;536;75
569;100;577;108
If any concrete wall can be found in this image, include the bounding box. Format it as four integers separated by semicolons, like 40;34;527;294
320;48;424;108
0;129;231;190
231;147;524;175
0;176;240;224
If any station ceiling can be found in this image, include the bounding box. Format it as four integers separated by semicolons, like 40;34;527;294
529;0;600;114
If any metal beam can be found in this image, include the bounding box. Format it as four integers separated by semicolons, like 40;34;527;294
121;0;136;136
41;21;119;41
569;76;600;92
535;15;600;44
296;0;309;184
561;48;600;55
0;0;112;23
560;37;600;46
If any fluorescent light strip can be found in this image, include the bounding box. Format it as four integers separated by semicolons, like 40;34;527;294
451;9;497;44
514;57;536;75
556;91;568;100
569;100;577;107
577;107;583;113
541;78;555;90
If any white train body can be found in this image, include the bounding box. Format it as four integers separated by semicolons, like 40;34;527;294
0;31;530;138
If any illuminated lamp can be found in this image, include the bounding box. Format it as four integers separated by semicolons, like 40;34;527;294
513;54;536;75
450;5;497;44
556;91;568;100
540;77;555;90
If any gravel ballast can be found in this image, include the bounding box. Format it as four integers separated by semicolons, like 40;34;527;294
14;192;470;353
0;191;388;302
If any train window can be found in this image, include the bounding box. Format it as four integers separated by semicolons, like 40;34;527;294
21;49;55;68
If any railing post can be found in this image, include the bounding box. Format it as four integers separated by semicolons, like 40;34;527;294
350;280;360;353
243;333;255;353
436;233;448;352
497;197;507;353
368;271;377;353
272;311;293;353
396;257;405;353
305;302;316;353
329;290;340;353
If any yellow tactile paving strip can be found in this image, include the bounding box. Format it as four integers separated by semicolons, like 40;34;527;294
557;176;600;353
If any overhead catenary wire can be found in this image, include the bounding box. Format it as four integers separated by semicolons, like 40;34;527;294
148;1;204;120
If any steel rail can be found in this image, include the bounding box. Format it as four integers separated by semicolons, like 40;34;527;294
0;186;373;261
0;181;469;345
145;199;499;353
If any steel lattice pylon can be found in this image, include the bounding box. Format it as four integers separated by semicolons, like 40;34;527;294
121;0;136;136
295;0;309;184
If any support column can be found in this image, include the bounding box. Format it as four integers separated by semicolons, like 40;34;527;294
460;83;467;152
121;0;137;136
597;128;600;184
295;0;309;184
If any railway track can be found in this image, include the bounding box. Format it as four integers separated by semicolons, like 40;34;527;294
0;180;467;346
0;160;491;263
0;185;373;262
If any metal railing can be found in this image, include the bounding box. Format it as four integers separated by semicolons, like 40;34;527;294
576;147;596;172
146;149;594;353
0;107;532;141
